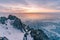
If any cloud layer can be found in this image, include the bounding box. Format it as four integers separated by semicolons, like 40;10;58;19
0;0;60;13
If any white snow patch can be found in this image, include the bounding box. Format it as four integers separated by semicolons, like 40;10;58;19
0;19;24;40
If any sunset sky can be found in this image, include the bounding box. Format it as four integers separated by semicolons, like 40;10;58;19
0;0;60;13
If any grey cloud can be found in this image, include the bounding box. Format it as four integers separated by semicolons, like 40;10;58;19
0;0;27;5
0;0;60;10
27;0;60;10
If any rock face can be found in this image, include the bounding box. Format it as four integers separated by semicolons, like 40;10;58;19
0;17;7;24
30;29;50;40
0;37;8;40
23;28;50;40
8;15;26;32
8;15;17;20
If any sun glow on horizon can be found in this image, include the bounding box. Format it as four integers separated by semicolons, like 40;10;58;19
13;13;54;21
23;7;60;13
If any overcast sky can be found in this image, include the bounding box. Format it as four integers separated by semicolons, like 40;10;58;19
0;0;60;13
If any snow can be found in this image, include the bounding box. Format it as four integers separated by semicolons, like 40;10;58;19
0;19;24;40
0;13;60;40
0;19;34;40
27;33;33;40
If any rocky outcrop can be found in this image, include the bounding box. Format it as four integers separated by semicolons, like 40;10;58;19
0;17;7;24
0;37;8;40
8;15;17;20
8;15;26;32
30;29;50;40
